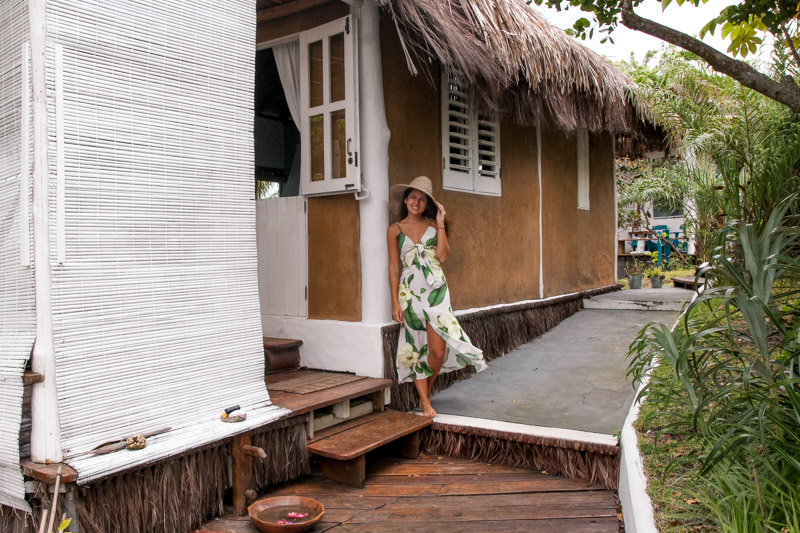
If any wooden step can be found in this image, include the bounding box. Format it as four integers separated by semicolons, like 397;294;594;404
263;337;302;373
307;410;432;488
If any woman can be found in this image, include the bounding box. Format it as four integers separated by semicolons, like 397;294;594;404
387;176;487;417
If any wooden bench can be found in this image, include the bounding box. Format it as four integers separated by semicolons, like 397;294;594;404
672;276;705;290
307;410;432;488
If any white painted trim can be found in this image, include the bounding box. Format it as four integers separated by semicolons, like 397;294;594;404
256;34;300;51
536;117;543;299
261;315;385;378
455;288;589;317
618;295;697;533
29;0;63;463
427;413;618;449
357;0;390;324
613;135;618;282
619;387;658;533
20;43;30;267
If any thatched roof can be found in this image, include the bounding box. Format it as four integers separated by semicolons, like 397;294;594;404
377;0;635;133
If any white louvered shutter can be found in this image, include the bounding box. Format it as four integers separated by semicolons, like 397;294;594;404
475;117;501;195
442;70;472;191
442;70;500;195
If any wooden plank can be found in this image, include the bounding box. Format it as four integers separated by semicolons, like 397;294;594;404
347;504;617;522
379;491;616;508
284;197;299;317
20;461;78;484
275;198;289;314
263;337;303;349
367;460;545;476
297;197;308;317
438;480;604;496
362;473;576;486
293;495;399;510
271;378;393;415
317;518;620;532
256;0;332;21
267;481;442;497
308;411;432;460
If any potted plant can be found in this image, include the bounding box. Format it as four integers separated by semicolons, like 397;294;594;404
627;255;645;289
645;265;665;288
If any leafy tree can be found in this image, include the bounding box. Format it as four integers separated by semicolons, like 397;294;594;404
617;48;800;261
531;0;800;111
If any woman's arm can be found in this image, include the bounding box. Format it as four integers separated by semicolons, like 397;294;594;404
433;202;450;263
387;225;403;323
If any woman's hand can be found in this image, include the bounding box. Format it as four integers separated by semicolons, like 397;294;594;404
435;202;446;228
392;301;404;324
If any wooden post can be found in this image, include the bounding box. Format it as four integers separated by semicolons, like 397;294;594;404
232;434;254;516
29;0;63;464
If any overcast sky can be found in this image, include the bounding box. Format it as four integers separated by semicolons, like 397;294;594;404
535;0;738;62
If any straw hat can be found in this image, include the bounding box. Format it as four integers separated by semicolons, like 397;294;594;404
389;176;438;217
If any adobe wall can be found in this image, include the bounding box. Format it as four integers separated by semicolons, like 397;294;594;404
540;128;616;297
380;17;541;311
258;3;362;322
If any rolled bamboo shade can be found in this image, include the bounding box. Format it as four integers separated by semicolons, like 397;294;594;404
42;0;286;481
0;0;34;512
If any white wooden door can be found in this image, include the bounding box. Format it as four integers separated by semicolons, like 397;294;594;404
257;197;308;317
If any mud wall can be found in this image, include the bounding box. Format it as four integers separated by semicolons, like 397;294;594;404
540;129;616;297
380;16;541;311
307;195;362;320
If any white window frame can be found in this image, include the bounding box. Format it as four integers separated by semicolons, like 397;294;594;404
299;16;360;196
441;70;501;196
577;128;590;210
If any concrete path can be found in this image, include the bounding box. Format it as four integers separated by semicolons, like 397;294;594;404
430;288;695;436
583;287;694;311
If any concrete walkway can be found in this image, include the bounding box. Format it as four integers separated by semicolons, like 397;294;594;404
430;288;694;436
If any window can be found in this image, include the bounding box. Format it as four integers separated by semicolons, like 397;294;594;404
299;16;359;196
577;128;590;209
441;70;501;195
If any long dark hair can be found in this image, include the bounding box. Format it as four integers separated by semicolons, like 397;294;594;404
398;188;451;236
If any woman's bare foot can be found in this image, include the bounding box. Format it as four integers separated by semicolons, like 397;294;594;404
421;402;437;417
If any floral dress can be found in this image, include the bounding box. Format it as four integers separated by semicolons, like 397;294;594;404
395;224;487;383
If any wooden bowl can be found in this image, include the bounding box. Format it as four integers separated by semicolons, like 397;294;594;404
248;496;325;533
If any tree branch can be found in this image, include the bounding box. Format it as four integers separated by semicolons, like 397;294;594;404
780;23;800;72
620;0;800;113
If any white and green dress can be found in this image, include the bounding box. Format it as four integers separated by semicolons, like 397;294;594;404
395;224;487;383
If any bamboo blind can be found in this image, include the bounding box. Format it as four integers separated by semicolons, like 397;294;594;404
0;0;34;513
42;0;287;481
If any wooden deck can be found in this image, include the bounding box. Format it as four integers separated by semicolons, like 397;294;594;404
195;454;620;532
265;369;392;416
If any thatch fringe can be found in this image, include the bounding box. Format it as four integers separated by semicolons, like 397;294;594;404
251;415;311;489
421;424;620;490
378;0;636;132
383;286;619;411
0;505;34;533
73;443;228;533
